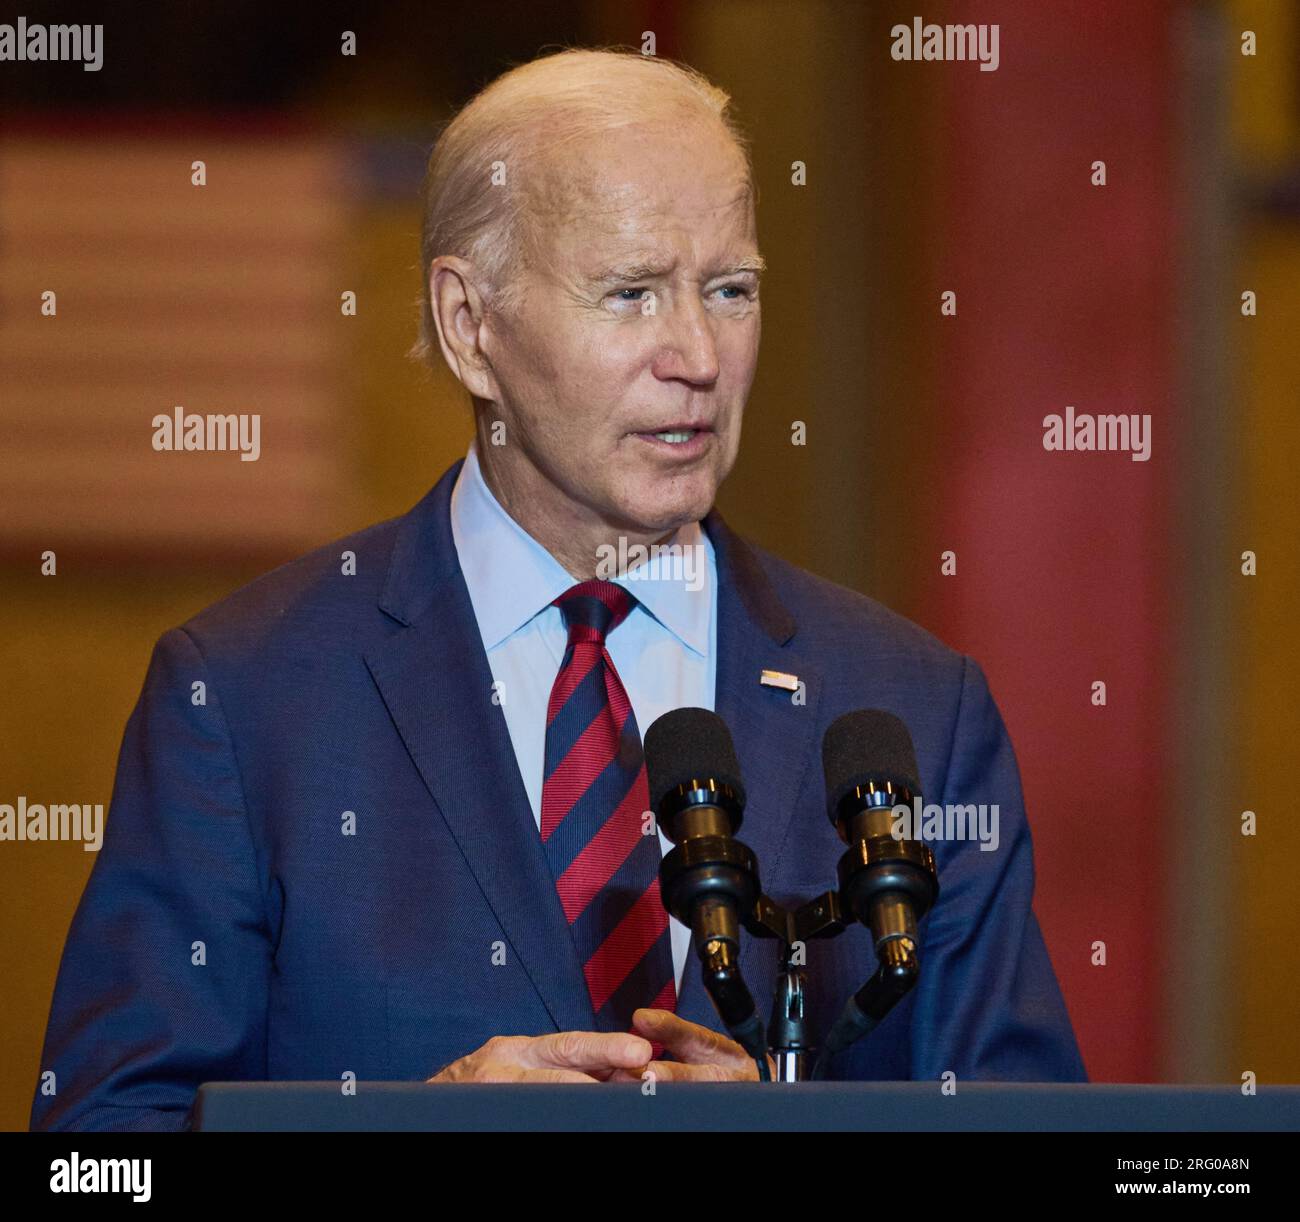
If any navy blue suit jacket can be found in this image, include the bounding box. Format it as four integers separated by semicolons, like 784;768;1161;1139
32;460;1086;1130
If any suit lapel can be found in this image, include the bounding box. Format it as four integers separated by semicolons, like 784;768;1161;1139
364;462;596;1035
674;509;823;1031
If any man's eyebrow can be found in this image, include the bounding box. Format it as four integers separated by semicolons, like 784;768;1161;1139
588;260;674;285
715;255;766;276
587;254;766;284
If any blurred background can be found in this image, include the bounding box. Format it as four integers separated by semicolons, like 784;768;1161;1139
1;0;1296;1129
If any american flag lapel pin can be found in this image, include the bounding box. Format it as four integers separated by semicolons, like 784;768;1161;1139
759;669;799;692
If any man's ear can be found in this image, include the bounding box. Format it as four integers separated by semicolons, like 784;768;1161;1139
428;256;498;399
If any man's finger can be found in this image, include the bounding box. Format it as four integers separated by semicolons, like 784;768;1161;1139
516;1068;602;1083
525;1030;653;1072
632;1060;739;1082
606;1063;734;1082
632;1009;750;1067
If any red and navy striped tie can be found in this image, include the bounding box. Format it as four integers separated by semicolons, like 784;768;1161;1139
541;579;676;1033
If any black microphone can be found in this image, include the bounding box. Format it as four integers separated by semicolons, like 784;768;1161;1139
813;709;939;1076
644;707;768;1075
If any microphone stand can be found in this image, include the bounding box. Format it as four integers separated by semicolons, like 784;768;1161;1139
743;887;926;1081
744;890;844;1081
767;950;810;1081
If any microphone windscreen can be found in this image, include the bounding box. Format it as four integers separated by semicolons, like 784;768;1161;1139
644;707;745;811
822;710;921;816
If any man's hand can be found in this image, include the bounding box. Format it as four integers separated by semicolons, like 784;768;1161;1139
426;1031;653;1083
608;1009;777;1082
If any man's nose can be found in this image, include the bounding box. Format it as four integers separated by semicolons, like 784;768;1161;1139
657;293;720;386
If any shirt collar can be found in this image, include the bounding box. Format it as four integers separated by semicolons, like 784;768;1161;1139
449;440;712;656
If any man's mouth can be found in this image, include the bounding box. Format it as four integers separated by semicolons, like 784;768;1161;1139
632;423;713;447
649;428;698;444
630;425;715;460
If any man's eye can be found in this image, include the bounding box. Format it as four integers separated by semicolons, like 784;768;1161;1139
716;283;751;300
613;287;648;301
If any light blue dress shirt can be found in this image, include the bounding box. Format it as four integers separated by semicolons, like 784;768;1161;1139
449;440;717;997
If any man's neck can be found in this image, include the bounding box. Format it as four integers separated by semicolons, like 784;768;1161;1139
474;445;682;581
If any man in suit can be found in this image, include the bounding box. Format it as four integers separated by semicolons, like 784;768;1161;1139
32;48;1085;1131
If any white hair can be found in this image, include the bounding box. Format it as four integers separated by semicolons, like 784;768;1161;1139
410;46;754;369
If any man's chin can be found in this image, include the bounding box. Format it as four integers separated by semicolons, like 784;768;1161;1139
617;488;715;538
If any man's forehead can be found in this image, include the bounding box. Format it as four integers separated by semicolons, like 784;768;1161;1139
519;119;755;271
540;179;756;265
564;180;752;232
529;118;749;216
538;164;751;228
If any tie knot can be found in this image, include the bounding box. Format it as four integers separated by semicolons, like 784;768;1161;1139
553;579;635;644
